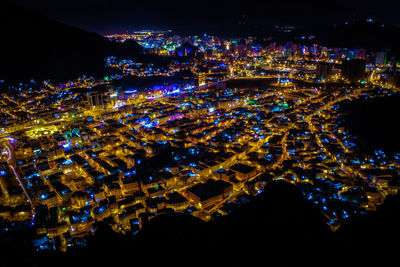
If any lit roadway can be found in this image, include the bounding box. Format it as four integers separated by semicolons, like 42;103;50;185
1;73;393;227
191;82;386;218
182;83;332;217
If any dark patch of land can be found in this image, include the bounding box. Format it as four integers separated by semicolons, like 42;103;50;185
341;94;400;153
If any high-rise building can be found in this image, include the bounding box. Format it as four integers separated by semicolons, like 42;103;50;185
316;62;333;81
197;73;206;86
341;59;366;82
395;59;400;72
87;92;104;109
375;51;387;66
320;47;328;58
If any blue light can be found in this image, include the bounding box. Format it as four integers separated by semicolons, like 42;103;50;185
62;159;73;165
62;143;70;149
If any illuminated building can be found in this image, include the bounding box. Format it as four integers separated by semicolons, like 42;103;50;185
185;179;233;209
175;42;197;57
230;163;257;181
197;73;206;86
375;51;387;66
87;92;104;109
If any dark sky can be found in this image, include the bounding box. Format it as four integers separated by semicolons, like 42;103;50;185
8;0;400;34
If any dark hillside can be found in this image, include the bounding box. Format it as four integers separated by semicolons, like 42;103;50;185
0;1;143;82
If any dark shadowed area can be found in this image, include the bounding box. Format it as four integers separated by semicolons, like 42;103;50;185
341;94;400;153
0;181;396;267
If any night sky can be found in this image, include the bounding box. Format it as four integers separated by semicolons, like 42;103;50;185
8;0;400;34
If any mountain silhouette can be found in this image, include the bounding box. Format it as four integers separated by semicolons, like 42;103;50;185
316;22;400;54
0;1;143;83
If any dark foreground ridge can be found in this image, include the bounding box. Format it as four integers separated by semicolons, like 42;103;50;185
22;181;330;265
0;181;392;266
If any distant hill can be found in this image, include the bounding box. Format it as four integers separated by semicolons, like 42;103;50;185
261;22;400;57
0;1;143;83
315;22;400;54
